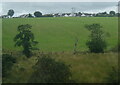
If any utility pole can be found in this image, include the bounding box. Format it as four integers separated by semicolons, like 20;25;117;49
118;1;120;13
71;7;75;17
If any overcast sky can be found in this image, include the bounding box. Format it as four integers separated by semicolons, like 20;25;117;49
0;2;118;16
1;0;119;2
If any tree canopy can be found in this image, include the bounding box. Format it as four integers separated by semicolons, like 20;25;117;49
14;24;38;57
34;11;42;17
28;55;72;83
7;9;14;17
109;11;116;16
85;23;107;53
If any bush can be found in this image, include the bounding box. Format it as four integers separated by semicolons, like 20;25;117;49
2;54;16;77
85;23;107;53
28;55;72;83
106;66;119;83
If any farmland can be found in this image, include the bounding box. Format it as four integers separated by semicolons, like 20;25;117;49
2;17;118;83
2;17;118;52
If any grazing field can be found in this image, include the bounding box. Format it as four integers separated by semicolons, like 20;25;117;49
2;17;118;83
2;17;118;52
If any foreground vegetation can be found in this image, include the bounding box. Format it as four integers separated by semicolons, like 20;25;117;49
2;52;118;83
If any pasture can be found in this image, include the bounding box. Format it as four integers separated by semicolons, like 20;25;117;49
2;17;118;83
2;17;118;52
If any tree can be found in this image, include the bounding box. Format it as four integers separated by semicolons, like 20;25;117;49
67;13;71;16
95;12;108;17
14;24;38;58
7;9;14;18
28;13;33;18
78;12;82;16
109;11;116;16
34;11;42;17
85;23;107;53
116;13;120;17
43;14;53;17
28;55;73;83
102;12;107;15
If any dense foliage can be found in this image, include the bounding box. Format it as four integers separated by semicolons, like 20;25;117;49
7;9;14;17
85;23;107;53
28;55;72;83
106;66;119;83
14;24;38;57
2;54;16;77
34;11;42;17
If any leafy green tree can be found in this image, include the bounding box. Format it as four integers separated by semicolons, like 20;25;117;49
28;13;33;18
67;13;71;16
109;11;116;16
7;9;14;18
102;12;107;15
34;11;42;17
28;55;73;83
43;14;53;17
116;13;120;17
85;23;107;53
14;24;38;57
2;54;16;78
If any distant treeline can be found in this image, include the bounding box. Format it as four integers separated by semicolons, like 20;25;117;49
0;9;120;18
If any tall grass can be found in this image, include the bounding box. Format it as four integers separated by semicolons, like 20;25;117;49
3;52;118;83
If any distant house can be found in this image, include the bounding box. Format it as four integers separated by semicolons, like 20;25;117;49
0;15;9;18
63;13;75;17
18;14;30;18
53;13;72;17
81;14;86;17
85;13;93;17
69;14;73;17
53;13;61;17
53;12;93;17
64;14;69;17
61;13;69;17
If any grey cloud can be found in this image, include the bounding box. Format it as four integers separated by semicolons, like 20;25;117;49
1;2;118;16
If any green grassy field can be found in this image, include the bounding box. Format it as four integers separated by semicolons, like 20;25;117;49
2;17;118;52
2;17;118;83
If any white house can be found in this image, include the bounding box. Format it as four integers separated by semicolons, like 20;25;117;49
64;14;69;17
0;15;9;18
81;14;86;17
18;14;30;18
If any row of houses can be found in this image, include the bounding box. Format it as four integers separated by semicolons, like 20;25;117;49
0;14;32;18
0;13;94;18
0;15;9;18
53;13;93;17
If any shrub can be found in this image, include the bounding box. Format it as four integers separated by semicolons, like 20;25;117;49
85;23;107;53
106;66;119;83
2;54;16;77
28;55;72;83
